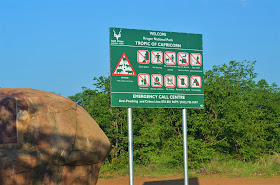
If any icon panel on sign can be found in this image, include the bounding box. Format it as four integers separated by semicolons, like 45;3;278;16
151;51;163;64
190;76;202;88
138;74;150;87
164;75;176;87
137;50;150;64
178;52;189;66
164;52;176;65
190;53;202;66
177;75;189;88
151;74;163;87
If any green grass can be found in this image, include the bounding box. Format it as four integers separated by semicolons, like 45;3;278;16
99;153;280;179
194;153;280;178
99;163;184;179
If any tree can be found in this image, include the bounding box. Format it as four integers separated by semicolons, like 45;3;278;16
69;61;280;168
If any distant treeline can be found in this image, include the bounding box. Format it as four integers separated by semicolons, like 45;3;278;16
69;61;280;169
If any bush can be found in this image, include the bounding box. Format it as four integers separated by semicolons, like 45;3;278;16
70;61;280;170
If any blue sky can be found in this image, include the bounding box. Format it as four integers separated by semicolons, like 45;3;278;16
0;0;279;97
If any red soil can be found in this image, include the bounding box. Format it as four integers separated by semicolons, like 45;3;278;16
97;176;280;185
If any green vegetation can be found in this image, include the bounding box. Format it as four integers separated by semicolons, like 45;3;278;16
69;61;280;177
99;153;280;178
199;153;280;177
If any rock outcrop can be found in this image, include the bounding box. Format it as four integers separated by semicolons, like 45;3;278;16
0;88;111;185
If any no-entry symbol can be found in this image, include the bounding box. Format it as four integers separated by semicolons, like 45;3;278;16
177;75;189;88
151;51;163;64
137;50;150;64
178;52;189;66
190;76;201;88
190;53;202;66
165;75;176;87
138;74;150;87
164;52;176;65
151;74;163;87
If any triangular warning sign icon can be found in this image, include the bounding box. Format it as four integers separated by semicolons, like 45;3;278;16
113;53;136;76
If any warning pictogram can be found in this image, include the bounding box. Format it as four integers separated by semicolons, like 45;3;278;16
190;76;202;88
151;74;163;87
138;74;150;87
137;50;150;64
177;75;189;88
178;52;189;66
151;51;163;64
113;53;136;76
164;52;176;65
190;53;202;66
165;75;176;87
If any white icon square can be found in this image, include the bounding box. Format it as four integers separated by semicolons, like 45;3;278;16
151;51;163;64
190;53;202;66
138;74;150;87
165;75;176;87
151;74;163;87
190;76;202;88
137;50;150;64
178;52;189;66
177;75;189;88
164;52;176;65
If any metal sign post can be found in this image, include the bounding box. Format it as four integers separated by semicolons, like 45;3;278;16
127;107;134;185
182;108;189;185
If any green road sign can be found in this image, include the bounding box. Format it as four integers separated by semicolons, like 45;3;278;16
110;28;204;108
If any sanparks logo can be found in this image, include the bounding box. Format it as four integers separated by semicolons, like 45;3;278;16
111;28;124;45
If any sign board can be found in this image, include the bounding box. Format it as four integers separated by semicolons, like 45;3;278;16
110;28;204;108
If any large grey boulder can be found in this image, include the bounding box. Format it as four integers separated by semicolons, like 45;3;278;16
0;88;111;185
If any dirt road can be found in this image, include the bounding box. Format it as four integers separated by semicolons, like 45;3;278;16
97;176;280;185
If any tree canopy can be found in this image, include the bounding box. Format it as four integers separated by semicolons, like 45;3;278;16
69;61;280;168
